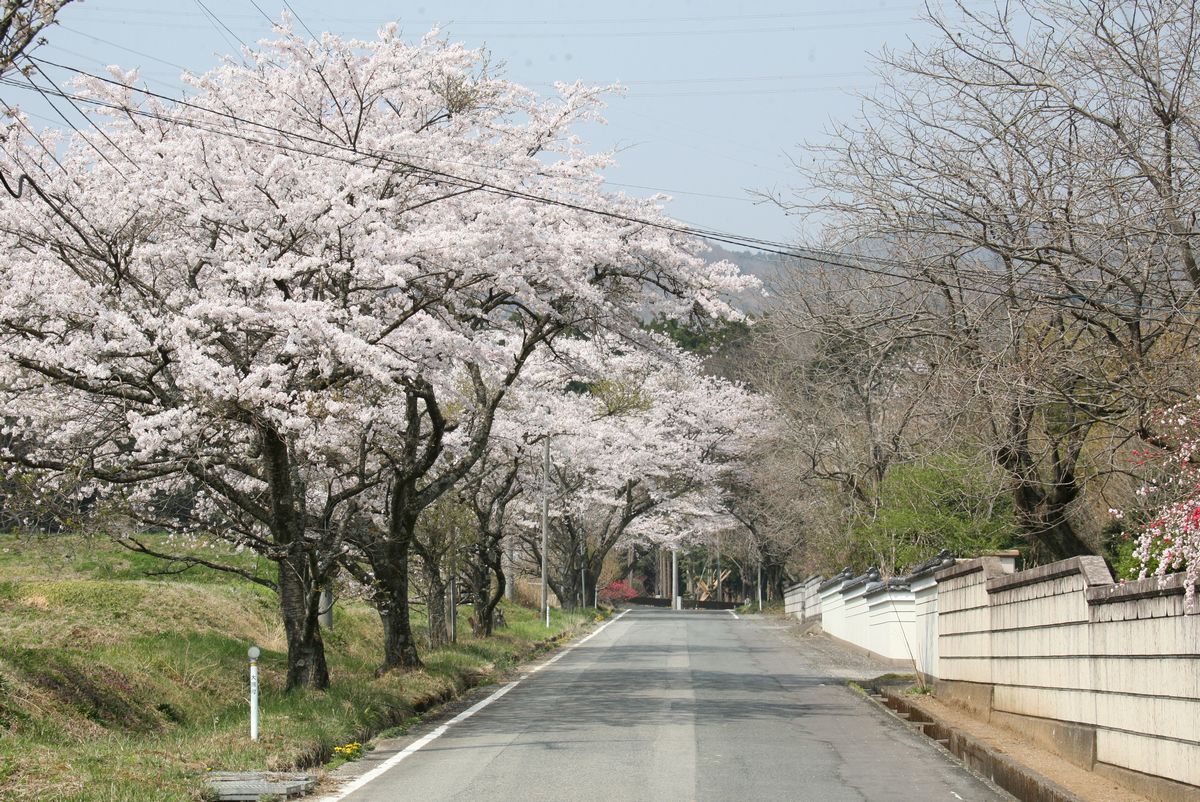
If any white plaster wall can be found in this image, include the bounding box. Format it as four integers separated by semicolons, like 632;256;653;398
912;574;939;678
866;590;916;661
842;584;870;651
820;582;846;641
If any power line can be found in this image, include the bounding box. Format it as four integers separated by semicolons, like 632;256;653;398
620;71;873;86
246;0;276;28
624;84;873;99
431;19;925;40
66;2;976;27
192;0;249;55
0;69;1145;309
0;66;1095;295
280;0;319;41
8;58;1199;320
25;60;138;170
57;25;191;72
0;71;757;206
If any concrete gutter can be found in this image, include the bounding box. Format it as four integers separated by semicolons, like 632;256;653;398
872;687;1084;802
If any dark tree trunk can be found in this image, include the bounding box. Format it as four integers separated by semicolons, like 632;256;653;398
278;549;329;691
469;544;505;637
554;563;583;611
765;562;785;602
259;424;330;691
424;562;449;650
1000;400;1096;563
372;535;422;672
1012;480;1093;562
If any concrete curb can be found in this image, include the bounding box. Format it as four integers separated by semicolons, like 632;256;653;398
873;688;1084;802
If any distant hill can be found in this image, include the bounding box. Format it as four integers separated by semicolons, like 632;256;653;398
701;240;803;314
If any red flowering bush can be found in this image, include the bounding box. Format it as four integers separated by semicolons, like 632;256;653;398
598;580;638;602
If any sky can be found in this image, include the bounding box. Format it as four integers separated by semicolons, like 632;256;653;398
12;0;948;246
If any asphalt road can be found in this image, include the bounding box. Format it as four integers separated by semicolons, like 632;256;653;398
324;608;1010;802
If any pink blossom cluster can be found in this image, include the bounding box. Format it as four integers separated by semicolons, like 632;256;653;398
1131;397;1200;606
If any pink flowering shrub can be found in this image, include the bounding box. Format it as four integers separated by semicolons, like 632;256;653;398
1129;398;1200;606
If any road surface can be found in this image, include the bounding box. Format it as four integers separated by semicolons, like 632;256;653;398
323;608;1009;802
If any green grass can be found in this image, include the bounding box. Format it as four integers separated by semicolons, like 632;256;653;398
0;533;596;801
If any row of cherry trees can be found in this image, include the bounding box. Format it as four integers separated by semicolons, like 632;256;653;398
0;26;759;688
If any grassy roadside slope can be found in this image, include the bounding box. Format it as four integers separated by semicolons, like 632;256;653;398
0;534;595;801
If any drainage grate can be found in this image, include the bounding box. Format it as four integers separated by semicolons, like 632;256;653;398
204;771;316;801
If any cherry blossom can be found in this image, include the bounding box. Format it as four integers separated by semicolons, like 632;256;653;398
0;25;752;680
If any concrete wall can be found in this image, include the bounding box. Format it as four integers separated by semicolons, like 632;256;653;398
842;576;871;649
783;581;804;617
935;555;1017;704
936;556;1200;798
791;552;1199;799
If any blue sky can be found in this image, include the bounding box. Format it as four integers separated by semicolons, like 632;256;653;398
15;1;946;245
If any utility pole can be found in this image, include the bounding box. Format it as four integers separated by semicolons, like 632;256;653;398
448;526;458;642
505;536;515;601
715;540;721;604
580;539;587;609
541;436;550;627
757;559;763;612
671;548;679;610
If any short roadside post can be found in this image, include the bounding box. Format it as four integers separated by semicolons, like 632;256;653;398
248;646;260;741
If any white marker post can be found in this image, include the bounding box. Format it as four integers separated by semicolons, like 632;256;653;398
248;646;260;741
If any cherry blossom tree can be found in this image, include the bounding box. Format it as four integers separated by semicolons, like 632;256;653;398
505;335;763;609
0;25;750;680
0;1;69;76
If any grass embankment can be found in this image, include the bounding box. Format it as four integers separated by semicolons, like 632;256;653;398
0;534;598;801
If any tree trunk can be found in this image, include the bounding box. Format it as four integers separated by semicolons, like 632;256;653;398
470;545;505;637
1012;480;1093;562
765;562;785;602
424;562;449;650
555;563;582;611
372;536;422;672
471;569;505;637
278;549;330;691
1001;401;1096;563
259;424;330;691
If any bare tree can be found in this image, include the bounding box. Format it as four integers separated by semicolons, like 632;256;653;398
772;0;1200;562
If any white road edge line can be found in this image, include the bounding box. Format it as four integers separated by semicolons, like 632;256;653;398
728;609;740;619
314;608;631;802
